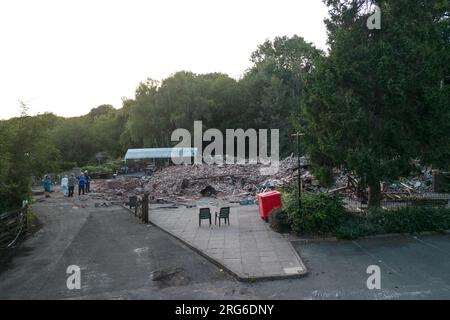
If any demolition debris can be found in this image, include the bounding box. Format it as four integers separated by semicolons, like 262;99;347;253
92;156;444;205
93;156;305;203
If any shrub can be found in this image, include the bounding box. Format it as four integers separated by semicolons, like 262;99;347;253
82;159;121;174
283;190;348;235
268;208;291;233
282;188;450;239
367;206;450;234
334;206;450;239
333;215;383;240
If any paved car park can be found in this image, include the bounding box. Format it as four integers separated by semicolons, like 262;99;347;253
1;192;450;299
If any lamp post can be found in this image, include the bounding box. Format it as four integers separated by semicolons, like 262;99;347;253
292;132;304;211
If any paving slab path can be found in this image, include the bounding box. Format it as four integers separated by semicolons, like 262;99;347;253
148;201;306;280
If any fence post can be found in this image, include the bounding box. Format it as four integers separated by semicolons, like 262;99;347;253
135;196;140;217
142;193;149;224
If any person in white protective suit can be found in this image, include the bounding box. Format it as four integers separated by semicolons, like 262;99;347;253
61;175;69;197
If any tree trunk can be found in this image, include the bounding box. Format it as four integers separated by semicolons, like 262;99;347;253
368;180;381;208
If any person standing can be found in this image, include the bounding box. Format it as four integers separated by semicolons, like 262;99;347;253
85;171;91;193
43;175;53;198
78;174;86;196
61;175;69;197
68;174;76;197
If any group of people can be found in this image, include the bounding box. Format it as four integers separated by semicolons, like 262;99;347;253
75;171;91;196
45;171;92;198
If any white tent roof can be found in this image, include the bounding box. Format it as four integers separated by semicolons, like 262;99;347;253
124;148;197;160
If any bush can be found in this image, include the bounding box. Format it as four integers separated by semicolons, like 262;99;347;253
333;206;450;239
82;159;121;174
368;206;450;234
282;187;450;239
268;208;291;233
283;190;348;235
333;215;383;240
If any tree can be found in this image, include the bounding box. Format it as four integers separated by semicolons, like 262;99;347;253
107;39;321;156
125;73;241;148
125;79;163;147
241;35;323;155
0;122;12;210
300;0;450;207
51;118;97;165
0;114;60;209
87;104;116;120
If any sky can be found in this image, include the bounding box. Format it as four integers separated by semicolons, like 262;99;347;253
0;0;329;120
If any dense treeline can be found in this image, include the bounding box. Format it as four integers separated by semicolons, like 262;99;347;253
5;35;320;164
0;0;449;210
122;34;320;155
0;35;319;209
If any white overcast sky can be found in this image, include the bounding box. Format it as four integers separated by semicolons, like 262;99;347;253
0;0;329;119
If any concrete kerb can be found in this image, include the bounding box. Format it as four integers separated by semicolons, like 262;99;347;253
118;203;308;282
293;230;450;245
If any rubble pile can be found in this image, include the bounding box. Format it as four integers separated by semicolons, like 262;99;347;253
143;156;309;201
93;177;143;202
93;156;305;203
385;174;433;194
92;157;439;204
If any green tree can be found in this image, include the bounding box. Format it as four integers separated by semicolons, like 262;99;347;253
51;117;97;166
300;0;450;207
125;79;163;147
87;104;116;120
0;114;60;209
125;73;240;148
241;35;322;155
121;39;321;155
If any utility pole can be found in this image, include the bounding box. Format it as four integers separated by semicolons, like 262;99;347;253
291;133;304;210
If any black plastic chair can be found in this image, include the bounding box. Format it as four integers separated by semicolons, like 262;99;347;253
215;207;230;226
199;208;212;227
129;196;137;209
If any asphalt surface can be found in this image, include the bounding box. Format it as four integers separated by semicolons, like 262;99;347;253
0;195;242;299
289;235;450;299
1;191;450;299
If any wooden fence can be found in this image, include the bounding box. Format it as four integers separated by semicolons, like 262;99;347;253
0;206;28;249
